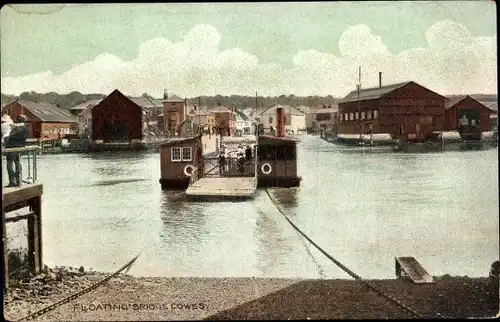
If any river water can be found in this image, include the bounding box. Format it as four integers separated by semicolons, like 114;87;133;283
3;135;498;279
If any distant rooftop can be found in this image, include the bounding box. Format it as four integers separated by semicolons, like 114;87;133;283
11;100;78;123
129;96;163;109
69;99;102;111
259;104;305;116
162;95;184;103
339;82;411;103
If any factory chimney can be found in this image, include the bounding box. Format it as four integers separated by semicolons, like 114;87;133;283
379;72;382;88
276;106;285;137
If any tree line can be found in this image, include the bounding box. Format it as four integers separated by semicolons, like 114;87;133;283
2;91;496;112
1;91;339;111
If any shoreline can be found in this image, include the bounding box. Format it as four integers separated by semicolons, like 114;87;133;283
3;265;499;321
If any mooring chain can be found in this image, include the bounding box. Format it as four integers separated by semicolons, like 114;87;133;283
15;250;143;322
264;188;425;319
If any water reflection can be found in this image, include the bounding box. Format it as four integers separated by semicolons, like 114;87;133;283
268;188;299;212
87;178;149;187
254;207;295;276
159;193;208;250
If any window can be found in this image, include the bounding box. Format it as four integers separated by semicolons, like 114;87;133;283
182;147;192;161
316;113;332;122
171;147;181;161
361;112;365;120
373;110;378;119
367;110;372;119
269;116;273;124
350;113;354;120
355;112;359;120
339;114;343;121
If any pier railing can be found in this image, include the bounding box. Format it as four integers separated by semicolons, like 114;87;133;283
1;146;41;185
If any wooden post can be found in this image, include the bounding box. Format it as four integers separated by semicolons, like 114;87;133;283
2;209;9;286
27;196;42;276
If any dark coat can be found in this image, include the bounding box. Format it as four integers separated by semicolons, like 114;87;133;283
5;123;28;148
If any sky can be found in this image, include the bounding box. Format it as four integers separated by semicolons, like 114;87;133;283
0;2;497;98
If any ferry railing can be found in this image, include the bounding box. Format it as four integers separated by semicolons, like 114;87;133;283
1;146;41;185
223;155;256;177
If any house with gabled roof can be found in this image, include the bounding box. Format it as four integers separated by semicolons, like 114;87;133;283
91;89;143;142
185;104;215;134
259;104;306;134
305;104;339;134
444;95;495;140
211;103;236;136
2;100;78;139
337;81;446;141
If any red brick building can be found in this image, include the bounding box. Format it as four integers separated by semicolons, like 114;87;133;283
162;94;186;135
444;95;494;140
338;81;446;141
2;100;78;139
91;89;143;142
212;103;236;136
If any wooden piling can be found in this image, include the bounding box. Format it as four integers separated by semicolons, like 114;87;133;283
2;184;43;288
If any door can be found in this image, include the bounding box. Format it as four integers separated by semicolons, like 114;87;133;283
103;122;129;142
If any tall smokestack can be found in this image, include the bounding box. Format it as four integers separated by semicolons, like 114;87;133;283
379;72;382;88
276;106;285;137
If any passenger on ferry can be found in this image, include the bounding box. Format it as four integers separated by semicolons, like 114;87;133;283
245;145;252;161
218;150;227;175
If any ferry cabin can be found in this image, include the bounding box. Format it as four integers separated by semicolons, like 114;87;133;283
257;106;301;188
159;135;204;190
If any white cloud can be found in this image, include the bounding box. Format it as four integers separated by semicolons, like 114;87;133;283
1;21;496;98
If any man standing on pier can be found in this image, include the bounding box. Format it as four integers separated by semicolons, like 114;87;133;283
4;114;29;187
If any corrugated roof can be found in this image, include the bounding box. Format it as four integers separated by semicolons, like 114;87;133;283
129;96;163;109
69;99;102;111
445;95;493;110
487;102;497;112
445;95;468;109
260;104;305;116
339;82;410;103
15;100;78;123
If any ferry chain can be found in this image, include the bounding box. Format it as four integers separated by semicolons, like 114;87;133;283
15;250;144;321
263;188;427;319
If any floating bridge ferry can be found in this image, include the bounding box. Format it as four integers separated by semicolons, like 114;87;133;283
158;106;301;200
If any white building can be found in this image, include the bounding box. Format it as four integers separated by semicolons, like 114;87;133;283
259;104;306;134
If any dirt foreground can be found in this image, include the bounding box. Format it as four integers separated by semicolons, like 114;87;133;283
3;267;499;321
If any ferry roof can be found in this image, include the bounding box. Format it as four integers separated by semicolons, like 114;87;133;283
258;135;299;145
159;135;200;147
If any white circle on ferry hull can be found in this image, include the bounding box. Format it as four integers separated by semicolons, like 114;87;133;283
261;163;272;175
184;164;195;177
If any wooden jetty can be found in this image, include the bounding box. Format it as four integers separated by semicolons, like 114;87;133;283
395;257;434;284
2;146;43;287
